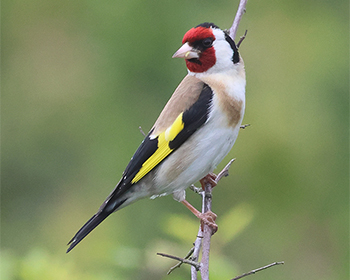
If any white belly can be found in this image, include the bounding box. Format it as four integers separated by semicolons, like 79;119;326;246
153;105;243;199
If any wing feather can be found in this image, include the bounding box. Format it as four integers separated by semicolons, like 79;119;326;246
114;79;213;198
132;113;184;183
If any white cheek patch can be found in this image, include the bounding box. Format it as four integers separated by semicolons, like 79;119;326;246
202;29;235;74
211;28;226;41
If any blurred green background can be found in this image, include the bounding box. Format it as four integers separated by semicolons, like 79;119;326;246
1;0;349;279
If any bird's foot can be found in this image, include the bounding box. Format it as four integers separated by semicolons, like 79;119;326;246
200;173;217;190
181;200;218;234
199;210;218;234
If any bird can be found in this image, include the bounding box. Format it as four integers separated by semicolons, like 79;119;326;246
67;22;246;253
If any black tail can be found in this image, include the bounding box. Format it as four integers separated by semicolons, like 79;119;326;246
67;180;129;253
66;211;110;253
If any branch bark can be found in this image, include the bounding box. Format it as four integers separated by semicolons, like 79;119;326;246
188;160;236;280
199;181;214;280
229;0;248;40
191;226;203;279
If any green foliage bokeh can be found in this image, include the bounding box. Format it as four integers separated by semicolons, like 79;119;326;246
1;0;349;279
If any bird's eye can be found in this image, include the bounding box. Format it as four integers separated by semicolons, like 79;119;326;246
202;38;214;48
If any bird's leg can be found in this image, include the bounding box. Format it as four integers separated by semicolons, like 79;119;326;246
181;199;218;234
199;173;217;190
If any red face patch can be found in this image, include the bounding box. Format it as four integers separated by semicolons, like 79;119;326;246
185;48;216;73
182;26;216;73
182;27;215;44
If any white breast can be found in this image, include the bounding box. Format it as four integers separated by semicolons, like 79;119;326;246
153;63;246;200
153;91;244;200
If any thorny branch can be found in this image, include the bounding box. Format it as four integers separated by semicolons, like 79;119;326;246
157;161;234;279
200;176;216;279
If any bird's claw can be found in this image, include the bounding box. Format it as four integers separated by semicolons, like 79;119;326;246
200;173;217;189
199;210;218;234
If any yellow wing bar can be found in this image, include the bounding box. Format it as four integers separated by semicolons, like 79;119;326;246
131;113;184;184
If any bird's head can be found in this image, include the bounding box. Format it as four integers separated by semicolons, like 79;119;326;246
173;22;240;74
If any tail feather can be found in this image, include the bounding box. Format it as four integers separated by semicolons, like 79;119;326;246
66;211;110;253
67;181;128;253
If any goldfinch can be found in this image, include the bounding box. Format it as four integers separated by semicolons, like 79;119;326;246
67;22;245;253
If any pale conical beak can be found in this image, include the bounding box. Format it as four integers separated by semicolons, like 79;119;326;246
172;42;200;59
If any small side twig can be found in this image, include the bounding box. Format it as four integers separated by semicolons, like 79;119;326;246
139;126;146;136
165;246;195;275
240;123;250;129
237;30;248;48
215;159;235;183
189;184;203;195
157;252;201;271
231;261;285;280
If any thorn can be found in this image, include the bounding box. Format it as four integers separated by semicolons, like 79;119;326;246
215;159;236;183
139;126;146;136
237;30;248;48
240;123;250;129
